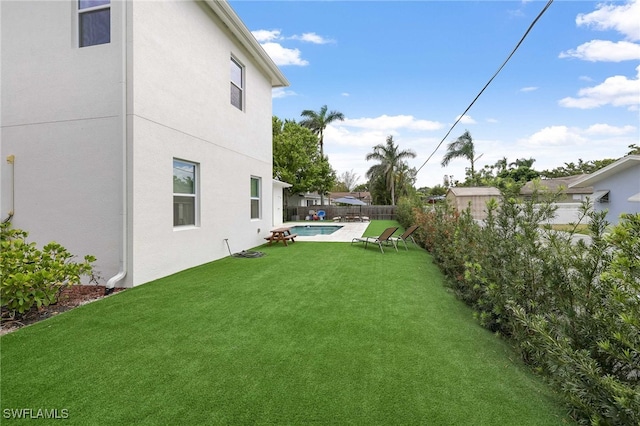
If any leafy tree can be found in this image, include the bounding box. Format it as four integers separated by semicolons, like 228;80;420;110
541;158;616;178
332;181;349;192
272;117;336;199
365;135;416;206
428;185;447;196
352;183;368;193
627;144;640;155
335;169;359;192
394;162;417;199
441;130;479;185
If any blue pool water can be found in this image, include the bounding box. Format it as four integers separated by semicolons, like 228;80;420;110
289;225;343;236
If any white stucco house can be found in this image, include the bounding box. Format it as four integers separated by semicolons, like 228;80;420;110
569;155;640;225
1;0;288;287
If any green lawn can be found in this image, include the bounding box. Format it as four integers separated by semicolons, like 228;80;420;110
1;221;570;425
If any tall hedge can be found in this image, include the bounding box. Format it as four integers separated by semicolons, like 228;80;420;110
413;194;639;425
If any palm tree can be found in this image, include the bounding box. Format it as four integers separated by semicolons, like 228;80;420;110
509;157;536;168
299;105;344;157
441;130;478;182
365;135;416;206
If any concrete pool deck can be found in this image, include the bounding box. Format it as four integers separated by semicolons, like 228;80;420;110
281;221;369;242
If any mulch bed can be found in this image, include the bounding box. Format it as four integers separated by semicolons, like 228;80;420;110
0;285;125;335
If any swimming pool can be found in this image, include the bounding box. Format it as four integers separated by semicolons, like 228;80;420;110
289;225;343;236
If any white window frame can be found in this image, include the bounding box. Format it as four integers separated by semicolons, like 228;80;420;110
250;176;261;220
78;0;111;48
173;159;199;228
230;56;244;110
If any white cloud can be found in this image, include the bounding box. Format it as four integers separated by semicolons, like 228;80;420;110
341;114;443;132
559;40;640;62
576;0;640;42
260;42;308;66
251;29;282;43
519;125;588;147
290;32;334;44
558;65;640;110
456;114;477;124
584;123;636;135
519;86;538;92
272;88;297;99
341;92;350;97
486;118;499;124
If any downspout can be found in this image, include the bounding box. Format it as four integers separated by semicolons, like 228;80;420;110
106;1;128;292
2;155;15;223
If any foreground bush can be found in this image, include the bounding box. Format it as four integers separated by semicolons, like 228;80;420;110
0;221;97;318
414;195;639;425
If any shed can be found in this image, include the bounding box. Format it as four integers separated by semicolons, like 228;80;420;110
446;187;501;220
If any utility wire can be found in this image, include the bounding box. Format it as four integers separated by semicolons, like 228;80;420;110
416;0;554;175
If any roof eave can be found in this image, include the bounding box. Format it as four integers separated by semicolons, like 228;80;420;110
205;0;289;88
569;155;640;188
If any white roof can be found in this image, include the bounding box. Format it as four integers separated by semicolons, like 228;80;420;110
273;179;292;188
569;155;640;188
447;187;501;197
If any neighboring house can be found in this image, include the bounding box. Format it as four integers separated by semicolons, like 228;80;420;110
521;175;594;224
521;175;593;203
1;1;288;287
287;192;322;207
446;187;501;220
568;155;640;225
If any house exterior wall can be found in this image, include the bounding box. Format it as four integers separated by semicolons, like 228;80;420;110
590;164;640;224
127;1;275;285
1;0;125;282
2;1;282;288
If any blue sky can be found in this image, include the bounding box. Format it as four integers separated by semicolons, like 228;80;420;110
230;0;640;188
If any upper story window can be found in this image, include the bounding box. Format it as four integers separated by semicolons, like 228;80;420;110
79;0;111;48
230;57;244;110
250;177;261;219
173;159;199;227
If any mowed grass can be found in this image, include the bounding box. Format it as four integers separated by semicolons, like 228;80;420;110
1;222;570;425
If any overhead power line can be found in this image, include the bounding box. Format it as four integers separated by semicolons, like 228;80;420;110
416;0;554;175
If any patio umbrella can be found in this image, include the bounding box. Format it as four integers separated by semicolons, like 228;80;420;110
332;196;366;219
332;196;366;205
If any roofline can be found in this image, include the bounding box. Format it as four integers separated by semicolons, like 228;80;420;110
205;0;289;88
273;179;292;188
569;155;640;188
447;186;501;195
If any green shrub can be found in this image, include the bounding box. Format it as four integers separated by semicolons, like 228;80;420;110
395;195;422;229
419;191;640;424
0;221;97;318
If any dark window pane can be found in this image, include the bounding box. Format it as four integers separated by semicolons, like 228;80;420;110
231;83;242;110
79;0;110;10
80;9;110;47
251;199;260;219
174;196;195;226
